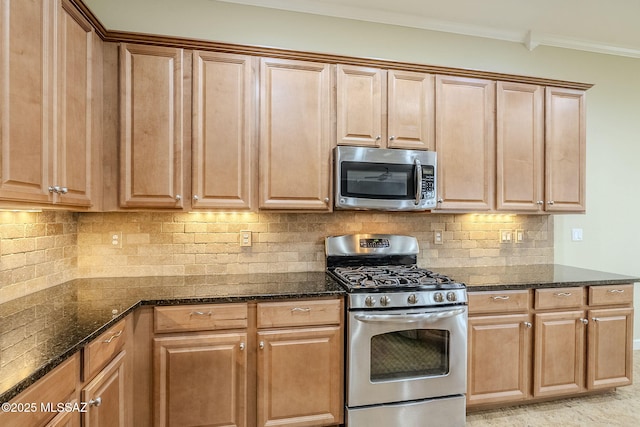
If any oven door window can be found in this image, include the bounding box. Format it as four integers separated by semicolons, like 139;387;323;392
341;162;416;199
370;329;449;382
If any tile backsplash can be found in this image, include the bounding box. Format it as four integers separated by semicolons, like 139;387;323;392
76;211;553;277
1;210;553;303
0;211;78;303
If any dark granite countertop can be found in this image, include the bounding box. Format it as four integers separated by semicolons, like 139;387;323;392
0;272;344;403
436;264;639;291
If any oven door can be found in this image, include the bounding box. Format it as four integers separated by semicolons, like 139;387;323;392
347;305;467;407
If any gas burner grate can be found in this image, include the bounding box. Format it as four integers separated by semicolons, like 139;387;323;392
332;265;456;290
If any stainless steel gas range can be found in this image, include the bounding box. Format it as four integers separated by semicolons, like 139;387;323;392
326;234;468;427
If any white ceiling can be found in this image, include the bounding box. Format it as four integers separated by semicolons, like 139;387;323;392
216;0;640;58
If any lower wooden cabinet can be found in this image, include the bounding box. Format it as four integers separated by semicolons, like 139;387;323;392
467;285;634;410
45;402;81;427
153;332;247;427
257;326;342;427
467;313;531;405
81;350;128;427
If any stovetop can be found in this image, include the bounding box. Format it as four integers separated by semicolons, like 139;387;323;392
329;264;463;292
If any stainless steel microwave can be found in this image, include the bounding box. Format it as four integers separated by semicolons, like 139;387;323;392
334;146;437;211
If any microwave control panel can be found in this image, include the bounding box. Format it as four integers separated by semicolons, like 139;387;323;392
421;166;435;200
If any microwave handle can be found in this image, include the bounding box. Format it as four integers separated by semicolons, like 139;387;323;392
414;159;422;205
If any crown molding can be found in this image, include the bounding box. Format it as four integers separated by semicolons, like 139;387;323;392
216;0;640;59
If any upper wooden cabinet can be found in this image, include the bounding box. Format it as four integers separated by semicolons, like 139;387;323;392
496;82;545;212
545;87;586;212
119;43;185;209
192;51;255;210
259;58;333;210
0;0;97;208
435;76;495;211
336;65;434;150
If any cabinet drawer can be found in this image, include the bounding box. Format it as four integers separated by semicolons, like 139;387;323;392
468;290;529;314
154;303;248;333
535;287;584;310
257;299;342;328
83;318;127;381
589;284;634;306
0;354;78;427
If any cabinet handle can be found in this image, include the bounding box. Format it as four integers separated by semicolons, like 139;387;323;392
175;195;182;201
608;289;625;294
239;342;245;351
193;195;199;201
437;198;443;204
592;317;600;322
291;307;311;313
389;136;396;141
103;330;123;344
524;322;532;328
49;186;61;193
580;318;589;324
59;187;68;194
190;311;212;316
323;198;329;203
491;296;510;301
259;341;264;350
536;200;544;205
547;201;555;205
375;135;381;141
554;292;572;297
89;397;102;407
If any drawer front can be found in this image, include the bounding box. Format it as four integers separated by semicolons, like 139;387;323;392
257;299;342;328
83;318;127;381
468;290;530;314
589;284;634;306
154;303;248;333
0;354;79;427
535;287;584;310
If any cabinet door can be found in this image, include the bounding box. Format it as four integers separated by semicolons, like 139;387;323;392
387;70;434;150
154;332;247;427
435;76;495;210
192;51;254;210
545;87;586;212
467;314;531;406
0;0;53;204
496;82;544;212
533;310;586;397
336;64;384;147
259;58;333;210
119;43;184;208
257;326;342;427
45;401;80;427
587;307;633;390
82;350;127;427
55;0;93;207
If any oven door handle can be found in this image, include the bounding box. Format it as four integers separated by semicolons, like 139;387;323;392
354;307;466;324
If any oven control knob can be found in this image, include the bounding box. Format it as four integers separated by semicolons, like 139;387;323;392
434;292;444;303
446;291;457;302
407;294;418;305
365;296;376;307
379;296;391;306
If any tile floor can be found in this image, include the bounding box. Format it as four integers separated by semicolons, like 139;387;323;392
465;351;640;427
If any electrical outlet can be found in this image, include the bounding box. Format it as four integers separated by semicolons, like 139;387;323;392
499;229;512;244
515;229;524;243
571;228;583;241
240;230;252;247
434;230;444;245
111;232;123;248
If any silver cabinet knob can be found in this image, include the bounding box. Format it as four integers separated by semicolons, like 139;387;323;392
537;200;544;205
259;341;264;350
193;195;199;201
437;199;444;204
175;195;182;201
239;342;245;351
59;187;68;194
389;136;396;141
580;318;588;325
89;397;102;407
592;317;600;322
524;322;532;328
324;197;329;203
375;135;381;141
547;201;554;205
